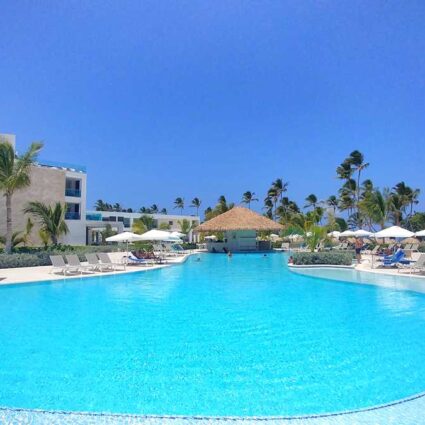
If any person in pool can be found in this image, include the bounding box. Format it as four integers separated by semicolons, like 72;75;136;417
288;256;294;265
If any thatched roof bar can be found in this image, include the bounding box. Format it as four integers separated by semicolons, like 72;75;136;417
195;206;283;232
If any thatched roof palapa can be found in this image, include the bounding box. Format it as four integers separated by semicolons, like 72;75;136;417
195;206;284;233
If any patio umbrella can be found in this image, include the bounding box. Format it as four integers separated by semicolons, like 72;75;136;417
415;230;425;237
353;229;373;238
340;230;356;237
327;231;341;238
139;229;182;242
373;226;414;239
204;235;218;240
105;231;146;261
170;231;185;238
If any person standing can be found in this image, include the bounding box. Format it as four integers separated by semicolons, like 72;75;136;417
355;238;364;263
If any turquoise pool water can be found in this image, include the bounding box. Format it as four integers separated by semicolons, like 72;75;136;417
1;253;425;417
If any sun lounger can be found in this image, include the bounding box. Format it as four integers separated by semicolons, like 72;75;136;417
65;254;95;273
50;255;79;275
398;254;425;274
97;253;126;270
381;250;412;267
126;254;154;266
85;253;112;271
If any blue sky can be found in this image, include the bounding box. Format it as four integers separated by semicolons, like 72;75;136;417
1;1;424;215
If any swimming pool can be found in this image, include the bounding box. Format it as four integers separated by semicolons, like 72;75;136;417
1;253;425;418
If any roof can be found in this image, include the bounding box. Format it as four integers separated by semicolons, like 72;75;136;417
195;206;284;232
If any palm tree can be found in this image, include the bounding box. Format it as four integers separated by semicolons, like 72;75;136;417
190;197;202;215
113;203;122;212
24;202;69;245
326;195;338;214
95;199;107;211
272;178;288;201
263;197;273;219
304;194;318;210
347;151;369;211
0;231;25;249
132;218;147;235
178;218;193;235
241;191;258;209
0;139;43;253
150;204;159;214
266;188;279;219
174;197;184;214
359;188;389;230
160;208;167;214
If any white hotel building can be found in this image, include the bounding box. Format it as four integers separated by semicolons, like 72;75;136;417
0;134;200;245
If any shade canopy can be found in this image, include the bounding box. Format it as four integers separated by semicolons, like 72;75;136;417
139;229;182;242
327;231;341;238
204;235;218;240
170;231;186;239
353;229;373;237
373;226;414;239
340;230;356;237
105;231;145;243
195;206;283;232
415;230;425;237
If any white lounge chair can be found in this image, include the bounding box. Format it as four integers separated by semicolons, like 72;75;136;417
399;254;425;274
85;253;112;271
49;255;79;275
97;253;126;270
65;254;95;273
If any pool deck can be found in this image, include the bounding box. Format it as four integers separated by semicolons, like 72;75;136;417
0;251;195;286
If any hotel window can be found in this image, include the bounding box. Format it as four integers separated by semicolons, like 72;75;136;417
169;221;173;225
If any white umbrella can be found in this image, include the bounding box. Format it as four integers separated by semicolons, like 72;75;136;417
204;235;217;240
170;231;185;239
288;234;303;240
105;231;146;262
327;231;341;238
415;230;425;237
139;229;181;242
340;230;356;237
353;229;373;237
373;226;414;239
106;231;145;243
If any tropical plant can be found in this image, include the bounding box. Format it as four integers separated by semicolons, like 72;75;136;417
160;208;167;214
0;139;43;253
135;215;156;231
304;194;318;210
326;195;338;214
132;219;147;235
158;222;171;230
38;229;50;248
178;218;193;235
101;223;117;242
190;197;202;215
24;201;69;245
241;191;258;209
150;204;159;214
174;197;184;214
22;217;34;246
0;231;25;249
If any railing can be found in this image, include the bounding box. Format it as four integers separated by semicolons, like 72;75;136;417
65;188;81;197
86;213;102;221
65;212;81;220
36;159;87;173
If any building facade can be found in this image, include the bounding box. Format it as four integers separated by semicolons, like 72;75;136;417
0;134;199;246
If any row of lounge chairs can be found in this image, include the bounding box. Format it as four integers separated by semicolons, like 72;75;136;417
50;253;126;275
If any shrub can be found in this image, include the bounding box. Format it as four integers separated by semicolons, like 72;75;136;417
181;242;197;250
0;253;44;269
293;251;353;266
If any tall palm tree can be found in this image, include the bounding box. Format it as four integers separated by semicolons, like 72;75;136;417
304;194;318;210
0;139;43;253
266;188;279;219
178;218;193;235
160;208;168;214
326;195;338;214
347;150;369;211
150;204;159;214
174;197;184;214
272;178;288;201
190;197;202;215
241;191;258;209
24;201;69;245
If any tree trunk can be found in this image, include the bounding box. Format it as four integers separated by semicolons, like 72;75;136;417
52;235;58;245
5;193;12;254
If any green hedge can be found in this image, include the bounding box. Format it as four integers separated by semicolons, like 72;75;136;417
293;251;353;266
